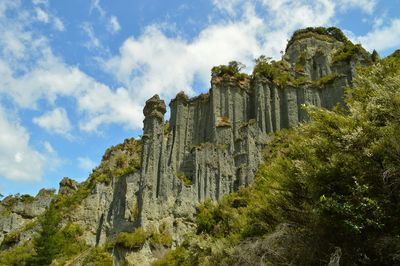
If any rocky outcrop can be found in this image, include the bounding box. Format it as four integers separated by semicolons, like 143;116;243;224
0;189;55;245
59;177;79;196
119;32;372;265
0;28;373;265
59;31;372;265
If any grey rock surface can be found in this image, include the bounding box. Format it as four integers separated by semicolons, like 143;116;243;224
0;189;55;244
0;31;372;265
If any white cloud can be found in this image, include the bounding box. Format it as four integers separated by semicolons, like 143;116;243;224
90;0;105;17
0;0;394;136
212;0;244;16
356;19;400;52
43;141;55;154
53;17;65;31
33;4;64;31
103;0;338;112
35;7;49;23
32;0;48;5
0;107;44;181
105;11;264;104
78;157;97;171
108;15;121;34
82;23;101;49
33;108;72;136
77;85;142;131
337;0;377;14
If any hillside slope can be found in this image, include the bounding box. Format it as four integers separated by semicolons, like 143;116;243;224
1;27;388;266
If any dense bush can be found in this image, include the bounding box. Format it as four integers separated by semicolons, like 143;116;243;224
153;50;400;265
0;242;35;266
176;172;193;187
287;26;349;50
211;61;248;81
114;228;147;249
82;247;113;266
28;205;87;265
332;43;364;63
252;55;277;80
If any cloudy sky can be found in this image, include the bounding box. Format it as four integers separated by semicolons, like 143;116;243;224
0;0;399;197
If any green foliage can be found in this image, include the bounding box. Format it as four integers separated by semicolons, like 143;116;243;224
0;221;38;250
252;56;310;87
252;55;277;80
148;224;173;247
30;205;63;265
0;193;37;217
176;172;192;187
0;242;35;266
91;138;142;185
315;73;339;86
196;190;253;238
164;121;171;135
156;52;400;265
52;138;142;212
114;228;147;249
332;43;364;63
20;194;35;203
371;49;380;62
211;61;248;81
29;204;87;265
287;26;349;50
82;247;113;266
114;153;127;168
1;230;20;248
152;246;189;266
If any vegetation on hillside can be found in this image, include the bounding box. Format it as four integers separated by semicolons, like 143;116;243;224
0;138;142;265
153;51;400;265
286;27;349;49
0;28;396;265
211;61;249;81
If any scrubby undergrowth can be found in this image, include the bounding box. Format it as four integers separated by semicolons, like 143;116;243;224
153;51;400;265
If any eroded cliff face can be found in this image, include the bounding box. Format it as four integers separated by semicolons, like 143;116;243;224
0;29;373;265
121;33;372;264
0;189;55;246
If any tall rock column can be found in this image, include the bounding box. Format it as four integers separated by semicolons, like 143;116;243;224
139;95;166;225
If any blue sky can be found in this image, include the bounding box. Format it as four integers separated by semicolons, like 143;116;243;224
0;0;399;197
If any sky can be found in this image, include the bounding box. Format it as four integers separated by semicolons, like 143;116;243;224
0;0;399;197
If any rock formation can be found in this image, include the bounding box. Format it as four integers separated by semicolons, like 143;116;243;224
0;189;55;246
0;27;373;265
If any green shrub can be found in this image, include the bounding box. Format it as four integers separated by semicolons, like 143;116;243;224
20;194;35;203
176;172;192;187
149;231;173;247
212;61;248;81
151;246;189;266
114;228;147;249
0;242;35;266
1;231;20;248
82;247;113;266
332;43;363;63
156;53;400;265
287;26;349;50
114;153;127;168
164;121;171;135
315;73;338;86
252;55;277;80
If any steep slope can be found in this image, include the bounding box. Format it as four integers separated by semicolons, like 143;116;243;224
153;48;400;266
0;27;374;265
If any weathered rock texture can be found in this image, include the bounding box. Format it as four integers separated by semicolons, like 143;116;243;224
0;189;55;245
117;32;371;264
0;30;373;265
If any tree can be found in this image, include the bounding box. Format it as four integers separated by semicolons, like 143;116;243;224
29;205;62;265
371;49;380;62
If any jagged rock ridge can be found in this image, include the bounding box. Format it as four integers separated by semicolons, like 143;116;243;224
0;27;373;265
